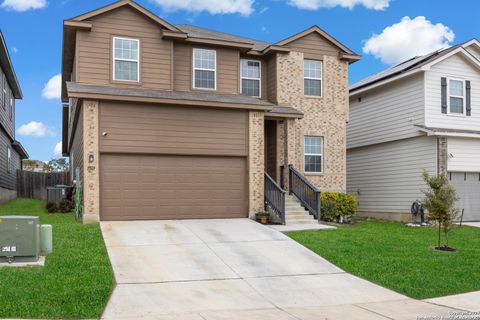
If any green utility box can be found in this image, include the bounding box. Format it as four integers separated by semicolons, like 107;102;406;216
0;216;40;263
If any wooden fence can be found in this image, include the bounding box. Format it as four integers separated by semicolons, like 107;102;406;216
17;170;70;200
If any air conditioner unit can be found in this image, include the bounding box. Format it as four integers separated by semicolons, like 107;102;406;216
0;216;40;263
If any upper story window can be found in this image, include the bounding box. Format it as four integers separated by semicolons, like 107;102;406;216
304;59;322;97
2;73;6;109
113;37;140;82
9;89;13;120
240;59;261;97
6;147;11;173
448;79;465;114
304;136;323;173
193;48;216;90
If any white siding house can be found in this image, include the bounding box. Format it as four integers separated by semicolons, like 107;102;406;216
348;39;480;221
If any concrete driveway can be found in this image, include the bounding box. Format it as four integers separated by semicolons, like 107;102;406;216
100;219;461;320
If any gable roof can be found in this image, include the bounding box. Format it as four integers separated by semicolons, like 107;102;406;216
70;0;181;33
274;25;359;56
176;25;271;52
0;30;22;99
350;39;480;94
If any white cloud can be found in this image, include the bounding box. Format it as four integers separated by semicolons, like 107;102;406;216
287;0;389;10
1;0;47;12
151;0;254;15
42;74;62;99
17;121;56;137
12;47;18;53
363;16;455;65
54;142;63;157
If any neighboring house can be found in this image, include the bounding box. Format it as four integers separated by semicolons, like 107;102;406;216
22;160;47;172
61;0;360;223
0;30;28;204
348;39;480;222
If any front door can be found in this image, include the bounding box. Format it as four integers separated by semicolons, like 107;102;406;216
264;120;277;181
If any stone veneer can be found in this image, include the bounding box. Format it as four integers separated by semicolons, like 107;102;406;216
437;137;448;176
276;51;349;192
82;100;100;224
249;111;265;218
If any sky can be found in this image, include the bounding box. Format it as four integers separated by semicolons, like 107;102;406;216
0;0;478;161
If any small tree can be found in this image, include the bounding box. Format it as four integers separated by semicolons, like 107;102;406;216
44;158;69;173
421;170;459;249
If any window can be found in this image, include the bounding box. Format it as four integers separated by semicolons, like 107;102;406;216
193;48;216;89
113;37;139;82
241;59;261;97
2;73;6;109
6;147;11;173
304;60;322;96
448;79;465;114
9;89;13;120
304;136;323;173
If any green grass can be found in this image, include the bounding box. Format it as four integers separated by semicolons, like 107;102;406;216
0;199;114;319
288;221;480;299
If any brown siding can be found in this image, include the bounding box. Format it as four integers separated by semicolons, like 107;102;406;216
99;102;248;156
76;6;172;90
173;43;240;94
288;32;340;60
70;106;84;184
266;55;277;103
0;128;20;190
100;154;247;220
0;65;14;139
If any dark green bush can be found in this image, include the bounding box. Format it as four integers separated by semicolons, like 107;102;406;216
320;192;357;222
59;199;74;213
46;202;58;213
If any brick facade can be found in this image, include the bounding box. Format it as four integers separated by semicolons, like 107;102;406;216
82;100;100;224
275;52;349;192
437;137;448;176
248;111;265;218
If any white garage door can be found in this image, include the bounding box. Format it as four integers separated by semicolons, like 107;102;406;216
449;172;480;222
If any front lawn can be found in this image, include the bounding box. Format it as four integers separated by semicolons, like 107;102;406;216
0;199;114;319
288;221;480;299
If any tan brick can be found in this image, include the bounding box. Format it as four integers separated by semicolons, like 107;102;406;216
82;100;100;224
248;110;265;218
276;52;348;192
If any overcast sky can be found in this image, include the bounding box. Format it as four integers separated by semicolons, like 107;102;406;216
0;0;478;161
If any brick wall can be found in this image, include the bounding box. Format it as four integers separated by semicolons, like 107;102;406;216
276;52;349;192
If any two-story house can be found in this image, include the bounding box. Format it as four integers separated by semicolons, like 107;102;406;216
0;30;28;204
348;39;480;222
61;0;360;224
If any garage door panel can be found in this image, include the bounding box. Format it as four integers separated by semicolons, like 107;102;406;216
450;172;480;222
100;154;247;220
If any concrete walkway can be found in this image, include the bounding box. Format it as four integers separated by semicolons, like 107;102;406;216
460;222;480;228
100;219;465;320
425;291;480;312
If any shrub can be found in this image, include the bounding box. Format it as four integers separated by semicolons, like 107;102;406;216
46;202;58;213
59;199;74;213
320;192;357;223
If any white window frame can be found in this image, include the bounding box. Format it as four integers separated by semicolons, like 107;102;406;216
447;78;466;116
6;147;11;173
303;59;323;97
240;59;261;97
192;48;217;90
2;73;6;109
304;136;324;174
112;36;140;82
9;89;13;120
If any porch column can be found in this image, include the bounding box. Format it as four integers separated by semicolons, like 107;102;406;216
248;111;265;218
437;137;448;176
82;100;100;224
283;118;297;191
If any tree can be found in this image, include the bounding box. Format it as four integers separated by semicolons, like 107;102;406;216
44;158;69;173
421;170;459;250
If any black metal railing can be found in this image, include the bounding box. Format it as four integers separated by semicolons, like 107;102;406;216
288;165;321;220
264;172;286;224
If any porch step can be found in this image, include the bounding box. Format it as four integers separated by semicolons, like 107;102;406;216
282;194;318;225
